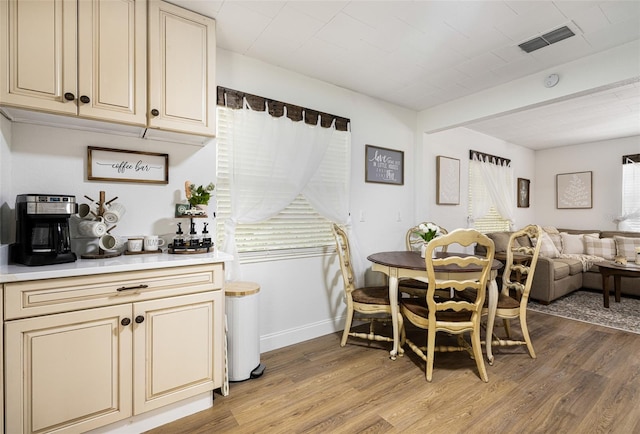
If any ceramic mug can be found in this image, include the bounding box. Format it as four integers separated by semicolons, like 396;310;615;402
78;217;107;237
99;234;125;251
103;202;126;224
144;235;166;251
127;237;144;252
76;203;94;220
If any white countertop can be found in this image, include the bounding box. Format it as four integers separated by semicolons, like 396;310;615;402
0;250;234;283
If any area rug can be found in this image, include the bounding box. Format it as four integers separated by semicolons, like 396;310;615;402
528;290;640;334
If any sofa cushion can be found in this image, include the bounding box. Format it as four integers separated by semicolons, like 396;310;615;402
560;232;585;254
585;237;616;260
614;236;640;261
553;261;571;280
555;258;586;275
537;232;560;258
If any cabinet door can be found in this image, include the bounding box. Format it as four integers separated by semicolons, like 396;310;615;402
5;304;133;434
148;0;216;136
133;291;223;414
77;0;147;125
0;0;77;114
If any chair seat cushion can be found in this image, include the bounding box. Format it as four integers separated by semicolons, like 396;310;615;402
352;286;391;305
400;297;472;322
399;278;429;289
459;289;519;310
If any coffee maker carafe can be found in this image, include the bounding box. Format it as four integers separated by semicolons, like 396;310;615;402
10;194;77;266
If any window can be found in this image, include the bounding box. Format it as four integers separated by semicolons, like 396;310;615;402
216;105;351;255
467;151;512;233
621;154;640;232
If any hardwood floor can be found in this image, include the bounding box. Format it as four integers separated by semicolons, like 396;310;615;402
147;311;640;433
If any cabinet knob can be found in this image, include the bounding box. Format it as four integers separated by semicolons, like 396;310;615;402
135;315;145;324
150;109;159;116
79;95;91;104
64;92;75;101
121;318;131;326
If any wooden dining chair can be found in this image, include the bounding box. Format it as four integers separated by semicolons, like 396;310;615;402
483;224;543;363
401;222;449;298
331;223;395;349
399;228;495;382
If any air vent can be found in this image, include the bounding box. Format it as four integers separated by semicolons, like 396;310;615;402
518;25;575;53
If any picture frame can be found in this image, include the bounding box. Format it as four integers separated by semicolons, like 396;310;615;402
556;171;592;209
365;144;404;185
517;178;530;208
436;156;460;205
88;146;169;184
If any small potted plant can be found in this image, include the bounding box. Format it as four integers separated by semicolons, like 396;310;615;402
185;181;215;213
414;223;442;258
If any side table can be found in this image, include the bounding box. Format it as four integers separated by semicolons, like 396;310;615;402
596;261;640;308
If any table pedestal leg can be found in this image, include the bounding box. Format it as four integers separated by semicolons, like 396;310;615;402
389;270;400;360
485;278;498;365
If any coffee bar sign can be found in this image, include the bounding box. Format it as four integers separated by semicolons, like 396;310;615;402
88;147;169;184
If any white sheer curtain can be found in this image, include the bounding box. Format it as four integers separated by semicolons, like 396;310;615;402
469;154;515;228
616;158;640;231
222;103;359;282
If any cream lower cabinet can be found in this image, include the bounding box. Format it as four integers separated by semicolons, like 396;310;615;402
4;264;224;434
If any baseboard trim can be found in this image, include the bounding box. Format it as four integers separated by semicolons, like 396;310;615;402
260;315;346;353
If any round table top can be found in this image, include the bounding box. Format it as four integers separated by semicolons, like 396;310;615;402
367;250;503;272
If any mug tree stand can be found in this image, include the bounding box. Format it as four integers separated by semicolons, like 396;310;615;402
80;190;123;259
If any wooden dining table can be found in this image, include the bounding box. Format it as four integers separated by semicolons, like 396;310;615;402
367;251;503;364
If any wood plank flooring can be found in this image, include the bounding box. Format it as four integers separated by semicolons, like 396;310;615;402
146;311;640;433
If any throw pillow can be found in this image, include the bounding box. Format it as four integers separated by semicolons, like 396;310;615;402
547;233;563;252
543;226;559;234
614;236;640;261
487;232;514;253
537;232;560;258
560;232;586;254
584;237;616;260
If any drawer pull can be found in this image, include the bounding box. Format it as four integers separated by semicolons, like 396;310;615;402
121;318;131;326
116;284;149;292
135;315;145;324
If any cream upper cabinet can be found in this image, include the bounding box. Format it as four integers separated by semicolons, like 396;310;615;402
147;0;216;137
0;0;147;125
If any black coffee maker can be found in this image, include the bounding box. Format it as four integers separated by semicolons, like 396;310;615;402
10;194;77;266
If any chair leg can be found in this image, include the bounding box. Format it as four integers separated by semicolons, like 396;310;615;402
503;318;512;338
426;328;436;382
520;310;536;359
341;308;354;347
471;329;488;382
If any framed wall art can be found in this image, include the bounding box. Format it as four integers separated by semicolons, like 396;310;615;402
517;178;530;208
365;145;404;185
556;171;592;209
88;146;169;184
436;156;460;205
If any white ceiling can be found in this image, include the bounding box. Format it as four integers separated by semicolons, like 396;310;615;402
171;0;640;149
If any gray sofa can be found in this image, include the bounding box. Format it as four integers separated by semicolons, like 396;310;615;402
479;228;640;304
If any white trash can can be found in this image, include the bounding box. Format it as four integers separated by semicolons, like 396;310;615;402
225;281;265;381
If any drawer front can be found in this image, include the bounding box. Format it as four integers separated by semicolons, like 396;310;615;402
4;263;224;319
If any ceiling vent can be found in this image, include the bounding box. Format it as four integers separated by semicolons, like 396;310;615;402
518;26;575;53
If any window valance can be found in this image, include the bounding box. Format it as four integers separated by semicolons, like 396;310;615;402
623;154;640;164
217;86;350;132
469;149;511;166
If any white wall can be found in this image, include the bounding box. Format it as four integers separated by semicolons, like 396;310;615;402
419;127;537;237
8;123;217;253
217;49;418;350
534;136;640;230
